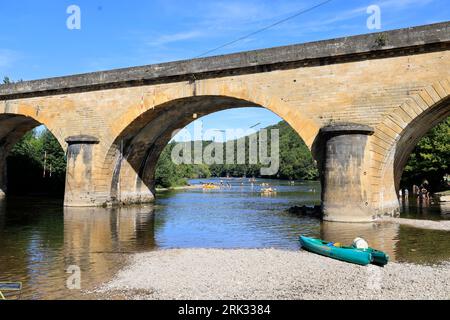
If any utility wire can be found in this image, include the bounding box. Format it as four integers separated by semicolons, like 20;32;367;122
192;0;334;59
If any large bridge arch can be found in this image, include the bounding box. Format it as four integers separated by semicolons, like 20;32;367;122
370;79;450;216
103;77;321;150
101;90;320;205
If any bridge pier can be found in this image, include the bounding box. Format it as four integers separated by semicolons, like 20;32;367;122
64;135;107;207
319;124;375;223
110;155;155;205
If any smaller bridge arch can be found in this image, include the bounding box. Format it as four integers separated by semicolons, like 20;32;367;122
0;112;66;198
370;79;450;216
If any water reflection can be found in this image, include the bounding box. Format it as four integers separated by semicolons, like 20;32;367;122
395;225;450;264
321;221;399;261
64;206;157;255
63;206;158;299
399;195;450;220
438;194;450;216
0;202;157;299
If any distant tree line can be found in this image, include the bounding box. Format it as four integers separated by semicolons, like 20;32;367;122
154;121;319;188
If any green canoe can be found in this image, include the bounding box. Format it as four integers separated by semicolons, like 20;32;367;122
299;235;389;266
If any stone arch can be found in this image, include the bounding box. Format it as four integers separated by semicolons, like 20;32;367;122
101;88;320;205
0;102;67;151
0;112;66;197
104;79;320;150
369;79;450;214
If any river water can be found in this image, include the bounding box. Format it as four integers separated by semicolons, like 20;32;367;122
0;178;449;299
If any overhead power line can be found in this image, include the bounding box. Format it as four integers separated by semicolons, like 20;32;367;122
193;0;334;59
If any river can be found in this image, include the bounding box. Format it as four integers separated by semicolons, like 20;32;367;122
0;178;449;299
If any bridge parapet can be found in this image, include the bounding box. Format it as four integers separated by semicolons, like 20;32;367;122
0;22;448;100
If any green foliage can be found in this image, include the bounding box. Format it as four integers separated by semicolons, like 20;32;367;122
2;76;11;84
2;76;22;84
8;128;66;196
401;117;450;191
269;121;318;180
195;122;319;180
155;143;189;188
40;129;66;176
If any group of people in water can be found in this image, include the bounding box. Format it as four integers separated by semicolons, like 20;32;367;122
201;179;277;195
413;184;431;200
202;180;234;189
202;182;231;189
399;180;432;204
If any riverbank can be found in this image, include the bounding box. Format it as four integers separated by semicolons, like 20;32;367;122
93;248;450;300
155;184;203;192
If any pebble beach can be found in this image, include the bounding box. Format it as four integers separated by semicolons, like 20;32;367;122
95;248;450;300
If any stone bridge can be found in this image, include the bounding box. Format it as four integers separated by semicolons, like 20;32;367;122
0;22;449;222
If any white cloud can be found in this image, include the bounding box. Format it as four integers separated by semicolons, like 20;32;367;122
149;0;308;42
143;1;277;50
147;30;205;47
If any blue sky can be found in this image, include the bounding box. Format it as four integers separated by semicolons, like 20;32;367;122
0;0;448;137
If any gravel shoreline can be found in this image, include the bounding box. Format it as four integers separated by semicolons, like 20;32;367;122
94;248;450;300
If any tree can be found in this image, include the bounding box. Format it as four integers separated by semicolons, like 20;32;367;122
401;117;450;191
8;128;66;196
154;143;188;188
40;129;66;177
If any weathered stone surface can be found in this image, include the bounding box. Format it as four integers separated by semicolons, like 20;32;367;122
64;142;106;207
65;135;100;144
0;22;448;221
318;124;376;222
320;123;375;135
